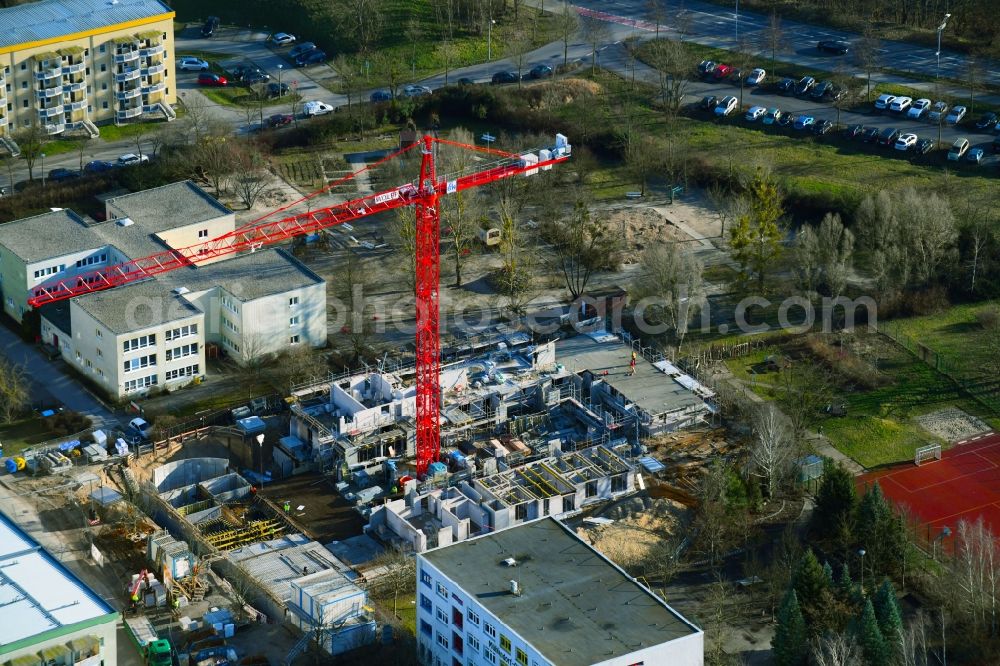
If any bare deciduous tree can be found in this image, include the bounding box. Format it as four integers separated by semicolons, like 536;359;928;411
344;0;384;56
230;146;272;209
811;632;862;666
791;213;854;299
545;199;620;299
369;548;416;618
583;18;612;74
760;11;788;70
439;128;484;287
0;359;29;423
750;404;793;497
632;242;705;351
13;123;49;181
555;1;579;69
193;135;238;195
854;27;881;101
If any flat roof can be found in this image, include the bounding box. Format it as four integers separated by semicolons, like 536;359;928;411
106;181;232;234
556;334;706;416
72;279;202;335
0;0;173;50
162;248;325;302
0;209;102;263
0;510;114;650
421;518;699;665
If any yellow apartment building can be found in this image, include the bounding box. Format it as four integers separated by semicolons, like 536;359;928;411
0;0;176;140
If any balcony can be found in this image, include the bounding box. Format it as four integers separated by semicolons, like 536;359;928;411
43;122;65;135
117;87;141;100
143;63;166;76
36;86;62;99
114;51;139;64
66;100;87;112
143;81;166;94
35;67;62;80
139;44;165;57
115;68;140;83
62;62;85;74
39;104;64;118
65;80;86;93
117;106;142;120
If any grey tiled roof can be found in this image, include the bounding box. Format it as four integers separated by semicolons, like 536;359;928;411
105;181;232;233
0;209;103;263
0;0;172;50
163;249;325;302
72;279;202;336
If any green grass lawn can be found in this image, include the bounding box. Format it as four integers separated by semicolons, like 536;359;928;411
371;590;415;636
0;416;63;457
887;301;999;378
198;87;301;110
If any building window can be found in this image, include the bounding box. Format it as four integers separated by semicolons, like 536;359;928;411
165;364;199;381
451;593;463;606
484;623;496;639
166;324;198;341
289;315;300;327
100;44;106;53
75;253;107;268
436;582;448;600
289;296;299;306
499;635;511;653
420;595;432;612
100;63;106;72
123;334;155;352
95;329;102;338
514;504;527;521
485;649;497;665
515;648;528;666
585;481;597;498
20;62;25;70
123;354;156;373
452;632;463;656
452;607;463;630
467;609;479;626
289;335;300;344
224;319;239;334
420;620;432;637
420;570;432;588
611;474;627;493
102;101;108;109
467;635;480;653
198;229;208;238
436;633;448;650
435;607;448;624
221;296;239;315
124;374;157;393
165;342;198;362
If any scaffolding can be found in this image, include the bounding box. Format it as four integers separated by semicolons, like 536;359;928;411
201;519;286;551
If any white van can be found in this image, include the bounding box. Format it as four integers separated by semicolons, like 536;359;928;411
947;138;970;161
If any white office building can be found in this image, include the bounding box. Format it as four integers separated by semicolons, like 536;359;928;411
416;517;704;666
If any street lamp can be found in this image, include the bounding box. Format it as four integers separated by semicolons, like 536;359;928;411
935;13;951;95
256;433;266;486
277;64;283;93
40;152;46;186
487;18;496;61
735;0;740;43
858;548;866;591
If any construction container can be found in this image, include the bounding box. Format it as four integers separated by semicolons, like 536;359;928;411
161;541;195;579
427;462;447;477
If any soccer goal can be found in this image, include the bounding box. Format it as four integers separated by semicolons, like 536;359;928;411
915;443;943;466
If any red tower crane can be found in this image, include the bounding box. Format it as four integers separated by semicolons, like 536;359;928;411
27;134;571;476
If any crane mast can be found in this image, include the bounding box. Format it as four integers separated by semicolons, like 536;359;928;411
27;134;571;476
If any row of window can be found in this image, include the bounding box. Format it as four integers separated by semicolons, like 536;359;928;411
124;373;157;393
165;323;197;341
76;253;108;268
165;364;199;381
123;354;156;373
223;318;239;334
33;264;65;281
221;296;238;314
165;343;197;362
123;334;155;353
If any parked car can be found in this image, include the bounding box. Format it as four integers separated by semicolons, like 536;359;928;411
456;77;475;85
267;113;293;128
928;101;949;122
889;96;913;113
289;42;316;59
491;71;519;85
878;127;901;146
945;106;967;124
947;137;970;160
178;57;209;72
528;64;553;79
776;78;795;94
47;168;79;182
845;124;865;139
812;119;834;135
862;126;881;142
713;64;734;80
700;95;718;111
714;96;738;116
810;81;833;99
197;72;227;86
975;112;998;131
84;160;115;173
817;40;850;55
118;153;148;166
894;133;918;151
129;417;153;441
874;94;896;111
762;108;782;125
244;71;270;85
744;68;765;86
745;106;766;122
776;112;794;127
303;100;334;116
907;99;932;119
201;16;219;38
296;50;326;66
795;77;816;96
916;138;936;154
270;32;296;46
727;68;745;85
370;90;392;102
697;60;717;76
403;84;432;98
793;115;816;130
966;147;985;164
266;82;290;98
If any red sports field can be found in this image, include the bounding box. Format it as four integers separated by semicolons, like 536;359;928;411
859;432;1000;538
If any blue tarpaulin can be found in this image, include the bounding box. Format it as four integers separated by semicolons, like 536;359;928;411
638;457;666;474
